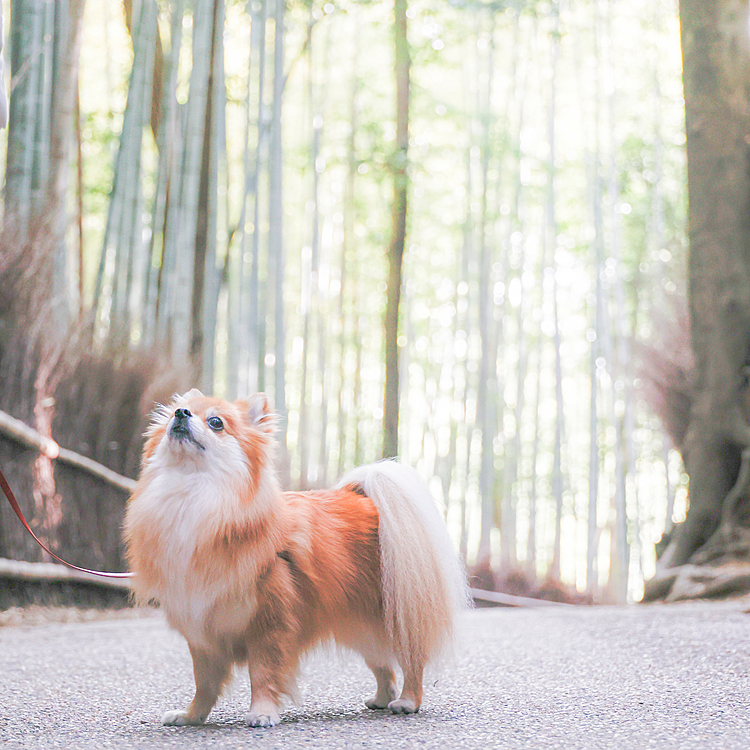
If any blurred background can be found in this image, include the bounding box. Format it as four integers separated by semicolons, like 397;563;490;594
0;0;720;608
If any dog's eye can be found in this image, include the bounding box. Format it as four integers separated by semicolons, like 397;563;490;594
207;416;224;432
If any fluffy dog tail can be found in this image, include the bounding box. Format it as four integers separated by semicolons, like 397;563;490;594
337;461;470;672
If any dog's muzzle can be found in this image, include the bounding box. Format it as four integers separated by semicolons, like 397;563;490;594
170;408;202;449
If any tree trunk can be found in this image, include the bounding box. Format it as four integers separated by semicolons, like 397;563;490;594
46;0;87;259
532;7;560;580
269;0;289;484
6;0;45;228
246;0;268;396
476;15;497;564
499;16;526;570
0;4;8;129
95;0;157;346
144;0;184;349
604;0;629;604
660;0;750;569
457;133;472;565
298;16;319;488
121;0;164;143
336;13;359;478
192;0;225;392
582;7;606;594
169;0;214;362
382;0;409;459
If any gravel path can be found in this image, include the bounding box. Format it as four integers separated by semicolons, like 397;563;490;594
1;600;749;749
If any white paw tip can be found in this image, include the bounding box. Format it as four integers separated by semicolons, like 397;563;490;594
245;712;280;728
387;699;420;715
161;710;190;726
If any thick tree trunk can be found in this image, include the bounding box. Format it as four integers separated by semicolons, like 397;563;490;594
663;0;750;569
0;5;7;129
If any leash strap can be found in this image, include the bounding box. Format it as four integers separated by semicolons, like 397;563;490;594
0;465;133;579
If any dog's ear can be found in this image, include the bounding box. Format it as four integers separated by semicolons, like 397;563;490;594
236;393;277;434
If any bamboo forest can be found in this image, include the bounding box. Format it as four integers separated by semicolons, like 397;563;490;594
0;0;690;605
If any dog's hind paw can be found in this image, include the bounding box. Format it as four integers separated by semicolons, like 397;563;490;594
387;698;420;715
365;683;398;710
366;687;398;710
161;709;204;726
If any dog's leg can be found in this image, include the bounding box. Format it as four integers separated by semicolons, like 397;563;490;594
162;646;230;726
245;656;292;728
388;662;423;714
364;662;398;710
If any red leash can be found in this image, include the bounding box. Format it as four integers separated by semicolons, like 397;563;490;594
0;465;133;579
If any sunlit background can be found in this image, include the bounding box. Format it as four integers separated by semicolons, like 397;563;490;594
3;0;688;602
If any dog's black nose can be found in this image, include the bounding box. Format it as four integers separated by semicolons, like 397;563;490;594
174;408;191;421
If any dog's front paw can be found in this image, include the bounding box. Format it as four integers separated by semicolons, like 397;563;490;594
387;698;420;715
161;709;205;726
245;710;280;728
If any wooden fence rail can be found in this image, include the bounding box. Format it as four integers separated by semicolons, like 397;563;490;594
0;408;136;493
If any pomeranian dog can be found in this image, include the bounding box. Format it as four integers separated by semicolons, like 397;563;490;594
124;389;467;728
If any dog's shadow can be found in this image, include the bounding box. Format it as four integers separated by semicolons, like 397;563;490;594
160;706;431;733
283;705;432;726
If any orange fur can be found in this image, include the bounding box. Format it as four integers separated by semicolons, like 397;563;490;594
124;390;466;727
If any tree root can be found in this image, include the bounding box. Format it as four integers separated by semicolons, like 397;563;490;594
644;448;750;602
643;562;750;603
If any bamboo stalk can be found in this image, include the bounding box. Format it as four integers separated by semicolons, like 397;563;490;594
146;0;186;348
335;11;358;478
269;0;289;484
169;0;215;362
75;84;84;319
248;0;268;394
382;0;410;460
117;0;158;343
478;11;500;564
199;0;227;393
97;0;158;343
6;0;45;228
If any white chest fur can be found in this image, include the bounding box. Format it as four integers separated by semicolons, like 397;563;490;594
130;467;259;649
